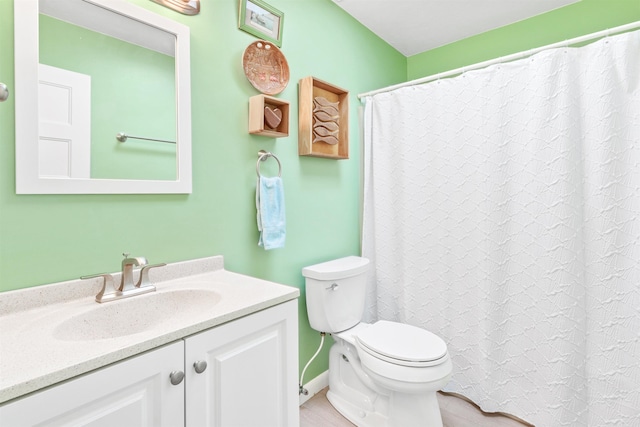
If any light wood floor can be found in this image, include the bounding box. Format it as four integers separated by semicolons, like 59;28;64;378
300;388;533;427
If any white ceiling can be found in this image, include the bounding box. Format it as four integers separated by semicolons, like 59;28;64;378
332;0;581;57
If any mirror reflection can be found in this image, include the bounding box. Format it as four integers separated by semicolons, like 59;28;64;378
38;1;177;181
14;0;192;194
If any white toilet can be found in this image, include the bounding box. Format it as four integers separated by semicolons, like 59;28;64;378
303;256;452;427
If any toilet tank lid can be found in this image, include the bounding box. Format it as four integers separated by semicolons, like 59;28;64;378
302;256;370;280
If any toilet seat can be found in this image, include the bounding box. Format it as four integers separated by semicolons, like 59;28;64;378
355;320;448;367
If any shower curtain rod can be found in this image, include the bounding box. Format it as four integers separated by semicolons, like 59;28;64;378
358;20;640;99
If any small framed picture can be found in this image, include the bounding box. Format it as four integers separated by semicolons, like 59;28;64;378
238;0;284;47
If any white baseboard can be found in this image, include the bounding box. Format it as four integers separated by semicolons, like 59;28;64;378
299;370;329;406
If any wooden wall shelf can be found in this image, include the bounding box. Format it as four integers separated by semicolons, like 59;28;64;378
298;76;349;159
249;95;290;138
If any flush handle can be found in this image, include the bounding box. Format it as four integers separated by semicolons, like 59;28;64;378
193;360;208;374
169;370;185;385
326;283;339;291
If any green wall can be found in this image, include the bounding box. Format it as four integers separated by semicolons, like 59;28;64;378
0;0;405;384
408;0;640;79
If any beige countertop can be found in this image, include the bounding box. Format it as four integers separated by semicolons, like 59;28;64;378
0;256;299;404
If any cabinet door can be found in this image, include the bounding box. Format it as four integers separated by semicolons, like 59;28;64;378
185;300;299;427
0;341;185;427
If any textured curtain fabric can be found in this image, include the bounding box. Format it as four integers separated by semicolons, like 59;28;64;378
362;30;640;426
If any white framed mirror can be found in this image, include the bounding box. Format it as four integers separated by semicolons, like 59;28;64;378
14;0;192;194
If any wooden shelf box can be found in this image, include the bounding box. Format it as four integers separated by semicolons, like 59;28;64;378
298;76;349;159
249;95;290;138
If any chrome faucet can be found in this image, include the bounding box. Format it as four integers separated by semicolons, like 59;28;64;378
81;253;166;303
119;253;148;292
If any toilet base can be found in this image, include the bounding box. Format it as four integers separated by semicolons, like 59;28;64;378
327;388;445;427
327;339;447;427
326;389;388;427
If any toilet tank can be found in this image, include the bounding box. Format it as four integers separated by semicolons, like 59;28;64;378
302;256;370;333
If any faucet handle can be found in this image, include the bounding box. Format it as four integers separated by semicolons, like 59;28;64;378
121;253;148;267
80;273;115;303
136;263;167;288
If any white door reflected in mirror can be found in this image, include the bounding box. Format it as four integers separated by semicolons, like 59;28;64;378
38;64;91;179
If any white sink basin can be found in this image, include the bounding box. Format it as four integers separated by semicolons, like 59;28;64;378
53;289;221;341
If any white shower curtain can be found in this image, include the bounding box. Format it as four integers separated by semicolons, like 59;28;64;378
362;30;640;426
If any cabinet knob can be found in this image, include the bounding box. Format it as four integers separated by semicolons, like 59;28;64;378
193;360;208;374
169;370;185;385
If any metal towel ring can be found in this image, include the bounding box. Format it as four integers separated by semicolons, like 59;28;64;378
256;150;282;178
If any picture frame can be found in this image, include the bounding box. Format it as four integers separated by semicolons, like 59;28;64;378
238;0;284;47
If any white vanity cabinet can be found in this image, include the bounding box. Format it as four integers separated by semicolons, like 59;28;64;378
185;299;299;427
0;300;299;427
0;341;185;426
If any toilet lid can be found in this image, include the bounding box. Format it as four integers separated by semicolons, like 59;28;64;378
356;320;447;365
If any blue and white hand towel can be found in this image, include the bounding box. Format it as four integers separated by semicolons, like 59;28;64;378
256;176;286;250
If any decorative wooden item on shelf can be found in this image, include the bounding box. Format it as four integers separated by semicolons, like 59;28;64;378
298;76;348;159
249;94;290;137
312;97;340;145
